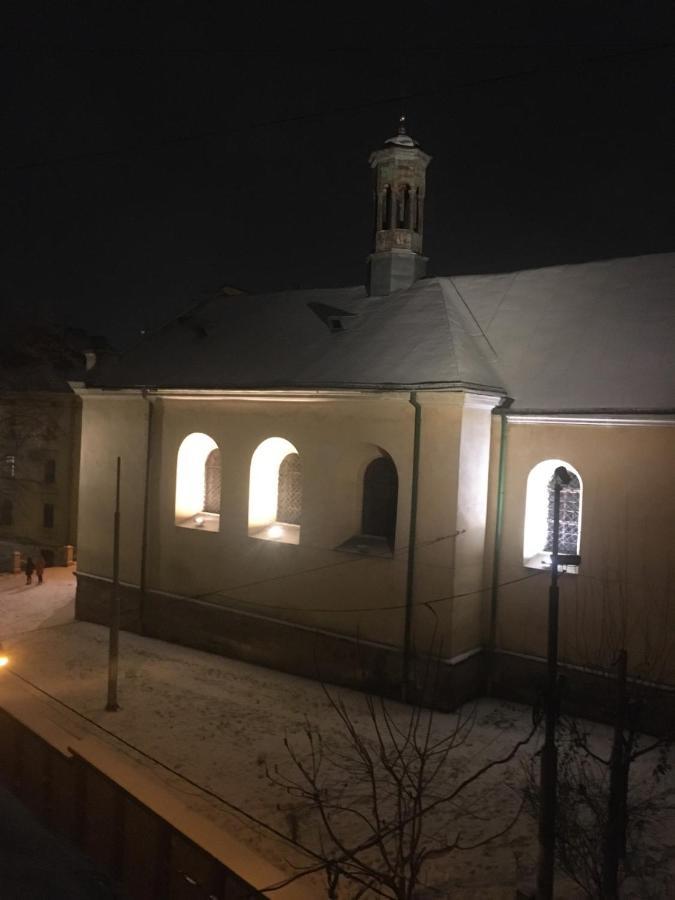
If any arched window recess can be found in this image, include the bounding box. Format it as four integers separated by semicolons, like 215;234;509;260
523;459;582;573
338;450;398;557
175;433;221;532
248;437;302;545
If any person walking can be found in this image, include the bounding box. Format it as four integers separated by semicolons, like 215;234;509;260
25;556;35;585
35;555;45;585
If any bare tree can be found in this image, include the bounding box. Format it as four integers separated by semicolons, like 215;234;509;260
267;677;538;899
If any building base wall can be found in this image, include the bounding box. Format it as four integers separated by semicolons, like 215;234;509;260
76;574;674;734
490;650;675;737
75;572;484;708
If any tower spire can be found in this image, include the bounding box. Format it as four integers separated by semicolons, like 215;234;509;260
367;121;431;296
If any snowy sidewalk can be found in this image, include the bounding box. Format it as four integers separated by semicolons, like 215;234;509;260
1;573;669;897
0;566;76;640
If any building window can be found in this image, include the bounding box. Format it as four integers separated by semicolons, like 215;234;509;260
43;503;54;528
203;449;221;514
2;455;16;478
277;453;302;525
0;499;12;526
397;184;411;228
362;455;398;547
249;437;301;544
545;471;581;555
382;185;392;230
44;459;56;484
175;432;221;531
523;459;582;571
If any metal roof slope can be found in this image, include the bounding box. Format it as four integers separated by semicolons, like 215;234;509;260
87;279;504;393
450;252;675;411
87;251;675;410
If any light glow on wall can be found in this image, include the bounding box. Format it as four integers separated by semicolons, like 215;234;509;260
248;437;298;529
523;458;582;563
175;432;219;523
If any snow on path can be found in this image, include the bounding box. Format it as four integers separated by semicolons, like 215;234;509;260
0;573;671;897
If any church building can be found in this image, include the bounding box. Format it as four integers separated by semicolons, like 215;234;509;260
73;121;675;715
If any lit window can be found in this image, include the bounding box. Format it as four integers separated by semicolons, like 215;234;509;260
249;437;301;544
545;471;581;555
277;453;302;525
523;459;582;571
0;499;12;526
203;449;221;514
175;432;221;531
2;455;16;478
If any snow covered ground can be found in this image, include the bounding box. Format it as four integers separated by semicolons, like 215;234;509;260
0;570;672;898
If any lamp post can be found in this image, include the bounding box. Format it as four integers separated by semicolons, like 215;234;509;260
537;465;573;899
106;456;121;712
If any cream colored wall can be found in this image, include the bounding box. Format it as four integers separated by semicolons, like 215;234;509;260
148;394;415;650
490;420;675;682
77;394;149;584
77;389;497;657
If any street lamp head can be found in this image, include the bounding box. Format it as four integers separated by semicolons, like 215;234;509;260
553;466;572;486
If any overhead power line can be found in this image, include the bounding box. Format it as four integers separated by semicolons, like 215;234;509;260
2;43;670;175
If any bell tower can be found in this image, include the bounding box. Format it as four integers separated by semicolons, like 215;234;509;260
367;116;431;296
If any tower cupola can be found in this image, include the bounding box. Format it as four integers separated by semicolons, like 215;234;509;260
367;116;431;296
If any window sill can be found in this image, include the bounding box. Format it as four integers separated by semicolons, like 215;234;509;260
336;535;393;558
177;512;220;533
524;551;579;575
249;522;300;545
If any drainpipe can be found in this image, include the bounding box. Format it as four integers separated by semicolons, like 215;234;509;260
139;391;155;634
402;391;422;702
487;409;508;693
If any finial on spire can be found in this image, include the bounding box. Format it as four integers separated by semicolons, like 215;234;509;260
398;113;407;135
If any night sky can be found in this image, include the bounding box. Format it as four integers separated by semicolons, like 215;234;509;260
3;4;674;349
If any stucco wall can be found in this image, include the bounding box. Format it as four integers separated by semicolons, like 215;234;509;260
489;419;675;684
77;394;149;584
77;389;496;661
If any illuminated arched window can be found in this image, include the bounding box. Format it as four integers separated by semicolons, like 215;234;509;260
362;455;398;547
204;449;221;514
175;432;220;531
249;437;301;544
545;471;581;554
277;453;302;525
0;499;12;526
523;459;582;570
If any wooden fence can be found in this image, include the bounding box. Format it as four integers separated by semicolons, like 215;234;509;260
0;700;295;900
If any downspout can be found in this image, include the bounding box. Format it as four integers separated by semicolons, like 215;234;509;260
487;409;508;693
402;390;422;702
139;392;155;634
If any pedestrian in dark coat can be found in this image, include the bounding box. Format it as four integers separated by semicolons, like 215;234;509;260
25;556;35;585
35;556;45;584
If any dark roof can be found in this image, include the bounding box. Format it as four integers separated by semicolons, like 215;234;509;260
88;252;675;412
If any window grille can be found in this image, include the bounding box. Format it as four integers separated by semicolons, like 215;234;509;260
203;449;221;514
277;453;302;525
0;499;12;526
361;456;398;546
545;472;580;554
2;455;16;478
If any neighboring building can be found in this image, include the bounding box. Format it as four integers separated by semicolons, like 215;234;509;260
0;326;111;568
74;122;675;716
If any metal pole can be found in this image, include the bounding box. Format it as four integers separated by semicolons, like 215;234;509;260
537;465;569;898
106;456;121;712
402;391;422;703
